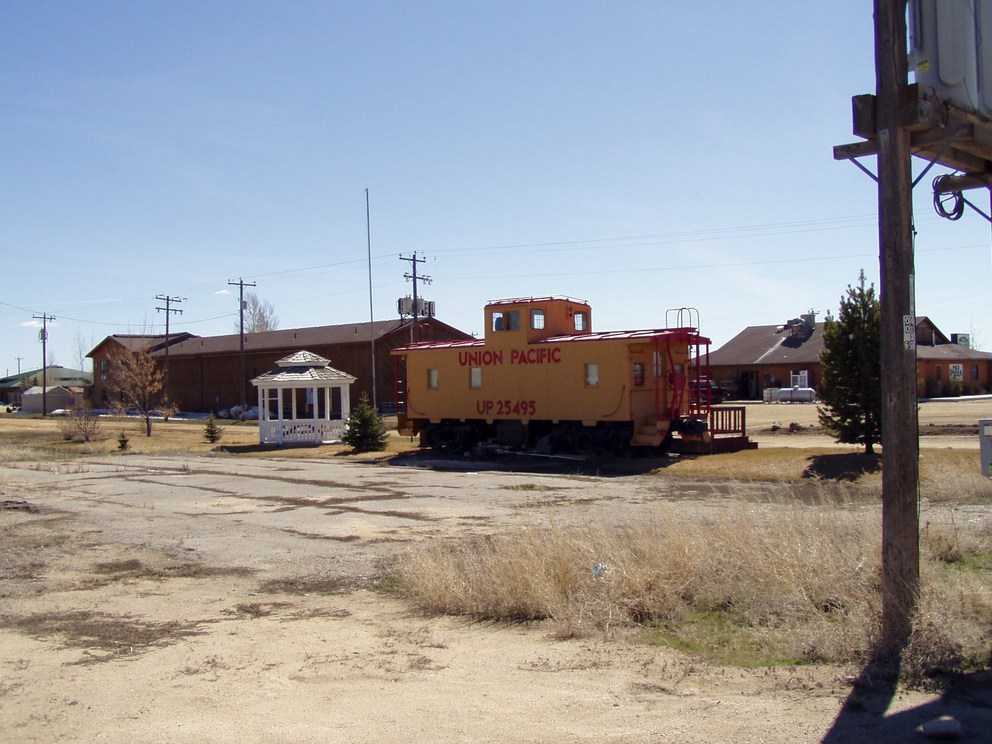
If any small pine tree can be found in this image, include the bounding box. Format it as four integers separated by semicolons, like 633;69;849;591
342;394;388;453
203;416;225;444
818;270;882;454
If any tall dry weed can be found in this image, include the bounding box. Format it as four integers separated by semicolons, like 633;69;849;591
920;454;992;503
400;488;990;671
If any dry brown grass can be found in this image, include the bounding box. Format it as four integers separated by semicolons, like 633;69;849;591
0;413;418;461
398;492;991;679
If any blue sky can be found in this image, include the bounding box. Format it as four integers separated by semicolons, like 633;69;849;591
3;1;991;376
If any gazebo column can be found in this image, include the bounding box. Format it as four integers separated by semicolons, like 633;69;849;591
257;386;266;443
312;386;319;421
341;384;351;420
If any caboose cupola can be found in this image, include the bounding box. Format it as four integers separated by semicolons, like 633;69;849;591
484;296;592;345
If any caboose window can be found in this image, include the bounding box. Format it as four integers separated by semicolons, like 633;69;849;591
531;309;545;330
470;367;482;389
492;310;519;331
584;363;599;387
427;369;439;389
574;312;587;331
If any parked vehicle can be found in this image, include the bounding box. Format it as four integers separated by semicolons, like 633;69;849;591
691;379;725;405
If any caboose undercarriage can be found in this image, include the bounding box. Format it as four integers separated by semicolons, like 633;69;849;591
413;416;713;456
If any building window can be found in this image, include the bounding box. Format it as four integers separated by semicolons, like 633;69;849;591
99;360;109;373
971;363;980;381
470;367;482;389
574;312;588;331
427;369;439;389
531;309;545;330
584;363;599;387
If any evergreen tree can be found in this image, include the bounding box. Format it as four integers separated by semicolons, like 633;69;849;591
817;270;882;454
342;393;388;452
203;416;225;444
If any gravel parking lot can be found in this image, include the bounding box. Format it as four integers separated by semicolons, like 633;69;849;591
1;403;990;742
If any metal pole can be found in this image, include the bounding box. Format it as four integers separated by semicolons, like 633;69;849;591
874;0;919;655
366;189;377;410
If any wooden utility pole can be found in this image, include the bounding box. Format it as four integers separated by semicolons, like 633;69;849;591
228;278;257;420
155;294;185;404
874;0;919;655
400;252;431;344
32;313;55;416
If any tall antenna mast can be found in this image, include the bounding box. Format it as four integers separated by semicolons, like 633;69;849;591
366;189;377;410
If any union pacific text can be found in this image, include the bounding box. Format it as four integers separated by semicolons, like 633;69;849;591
458;347;561;366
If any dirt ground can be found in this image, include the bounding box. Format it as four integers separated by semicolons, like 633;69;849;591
1;403;991;742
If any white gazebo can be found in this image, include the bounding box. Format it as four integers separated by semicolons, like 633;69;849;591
251;351;356;445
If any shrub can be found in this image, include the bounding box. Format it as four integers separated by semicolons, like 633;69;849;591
203;416;225;444
56;408;102;443
342;394;388;452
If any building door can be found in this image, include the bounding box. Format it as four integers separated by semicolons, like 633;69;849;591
741;371;759;400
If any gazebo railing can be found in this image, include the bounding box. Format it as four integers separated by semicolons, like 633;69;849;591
259;419;346;445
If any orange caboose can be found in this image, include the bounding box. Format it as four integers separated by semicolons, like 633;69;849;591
391;296;712;453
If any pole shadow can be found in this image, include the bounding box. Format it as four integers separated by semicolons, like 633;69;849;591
821;653;992;742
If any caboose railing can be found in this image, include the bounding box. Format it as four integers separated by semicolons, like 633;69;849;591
708;405;746;437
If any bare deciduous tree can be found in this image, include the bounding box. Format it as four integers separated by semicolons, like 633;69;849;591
104;345;168;436
73;330;93;373
236;292;279;334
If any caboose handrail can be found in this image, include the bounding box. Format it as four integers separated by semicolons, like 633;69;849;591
665;306;699;331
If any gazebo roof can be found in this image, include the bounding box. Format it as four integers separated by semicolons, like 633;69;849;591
251;350;356;386
276;350;330;367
